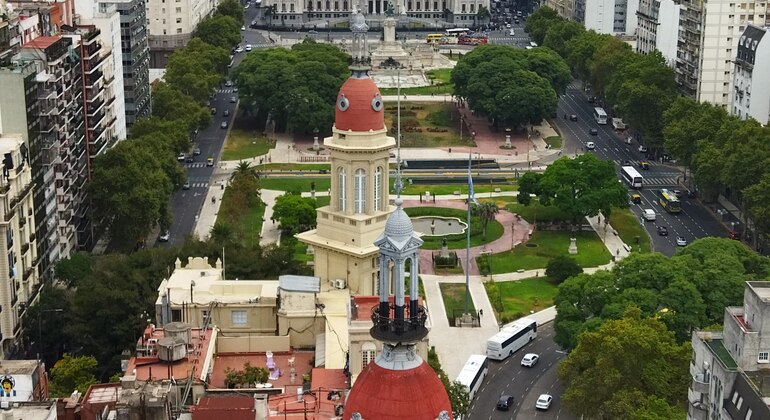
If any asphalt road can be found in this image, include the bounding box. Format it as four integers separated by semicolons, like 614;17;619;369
551;84;727;256
468;323;576;420
488;20;529;48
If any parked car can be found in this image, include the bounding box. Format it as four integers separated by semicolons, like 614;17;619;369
177;153;185;162
521;353;539;367
235;46;243;53
638;145;648;153
496;395;514;411
241;25;246;31
676;236;688;246
536;394;553;410
657;226;669;236
182;181;190;190
308;30;319;35
158;231;170;242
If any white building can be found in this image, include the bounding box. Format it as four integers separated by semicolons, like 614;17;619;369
146;0;217;67
636;0;679;67
583;0;639;35
731;25;770;125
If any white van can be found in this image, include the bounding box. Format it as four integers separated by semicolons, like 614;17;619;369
643;209;656;221
509;29;515;36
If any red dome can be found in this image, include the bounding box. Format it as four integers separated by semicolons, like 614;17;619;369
334;76;385;132
344;360;453;420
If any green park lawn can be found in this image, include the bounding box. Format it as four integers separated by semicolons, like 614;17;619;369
403;207;504;250
384;103;474;148
544;136;563;149
261;163;330;171
478;230;612;274
399;181;517;196
216;189;265;247
484;278;559;324
608;207;652;253
222;130;275;161
504;201;572;224
260;177;331;192
439;283;476;324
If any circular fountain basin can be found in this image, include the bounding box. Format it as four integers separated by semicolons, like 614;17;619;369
412;216;468;236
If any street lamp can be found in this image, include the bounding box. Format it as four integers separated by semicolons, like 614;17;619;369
38;308;64;362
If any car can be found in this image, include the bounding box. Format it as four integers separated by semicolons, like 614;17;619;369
640;161;650;170
521;353;539;367
643;209;656;221
506;23;511;28
210;107;217;115
536;394;553;410
631;193;642;204
193;147;201;156
158;231;170;242
676;236;688;246
586;141;596;150
230;96;237;103
673;189;683;198
235;46;243;53
177;153;185;162
223;109;230;117
245;44;253;51
308;30;319;35
638;145;648;153
233;87;238;93
225;80;233;87
657;226;669;236
569;114;578;121
182;181;190;190
220;121;228;129
587;96;596;103
496;395;514;411
241;25;245;31
623;160;631;166
185;155;194;163
589;128;599;135
207;157;214;167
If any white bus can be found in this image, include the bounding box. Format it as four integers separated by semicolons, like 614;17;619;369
621;166;644;189
593;107;608;125
445;28;472;37
455;354;489;401
486;318;538;361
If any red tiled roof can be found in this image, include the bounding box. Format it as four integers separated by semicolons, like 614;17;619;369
343;360;452;420
334;77;385;132
124;327;214;382
23;35;61;49
310;368;347;391
352;296;422;321
192;395;255;420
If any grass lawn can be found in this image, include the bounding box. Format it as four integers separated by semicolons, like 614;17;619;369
400;181;517;196
608;207;651;253
439;283;476;324
384;103;474;148
504;201;572;224
380;69;455;96
479;230;612;273
315;195;330;207
484;278;559;324
293;240;314;263
216;191;265;247
544;136;563;149
260;177;331;192
404;207;504;249
222;130;275;161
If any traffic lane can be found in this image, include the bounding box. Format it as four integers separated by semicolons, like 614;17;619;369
162;187;206;247
517;355;572;419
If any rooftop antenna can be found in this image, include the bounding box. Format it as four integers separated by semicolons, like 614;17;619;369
395;69;403;197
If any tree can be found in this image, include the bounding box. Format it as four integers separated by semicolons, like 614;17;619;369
130;117;193;155
524;47;572;95
545;255;582;284
54;252;94;288
524;6;561;45
516;172;542;205
533;154;628;228
565;30;609;82
447;381;470;418
216;0;244;22
662;97;727;169
165;38;228;103
471;202;499;240
49;354;99;397
558;308;691;419
542;20;585;57
272;193;317;233
151;82;211;132
475;5;491;27
210;222;236;245
194;14;241;51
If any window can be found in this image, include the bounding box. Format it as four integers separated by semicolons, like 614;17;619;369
374;167;382;211
354;169;366;213
171;309;182;322
759;352;769;363
232;310;247;326
176;18;181;23
338;167;346;211
175;7;181;13
362;342;376;366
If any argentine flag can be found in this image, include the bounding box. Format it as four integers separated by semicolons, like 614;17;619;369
468;169;479;206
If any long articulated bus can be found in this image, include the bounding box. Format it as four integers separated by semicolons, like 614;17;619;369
659;188;682;213
621;166;644;189
593;107;608;125
486;318;538;361
455;354;489;401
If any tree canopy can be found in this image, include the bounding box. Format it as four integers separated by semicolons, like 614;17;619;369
194;14;241;51
558;308;691;419
216;0;245;22
165;38;229;103
272;193;318;234
151;82;212;132
49;354;99;397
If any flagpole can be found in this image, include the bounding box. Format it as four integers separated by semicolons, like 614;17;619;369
465;156;472;316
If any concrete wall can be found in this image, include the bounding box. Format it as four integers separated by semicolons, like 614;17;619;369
217;335;291;353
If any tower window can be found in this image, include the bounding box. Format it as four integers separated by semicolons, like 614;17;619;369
374;166;383;211
362;342;377;366
354;168;366;214
338;167;346;211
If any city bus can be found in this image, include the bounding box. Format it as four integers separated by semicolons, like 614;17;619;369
426;33;444;43
593;107;608;125
455;354;489;401
486;318;538;361
621;166;644;189
659;189;682;213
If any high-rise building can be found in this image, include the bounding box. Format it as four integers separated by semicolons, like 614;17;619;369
731;25;770;124
635;0;679;65
146;0;218;68
581;0;640;35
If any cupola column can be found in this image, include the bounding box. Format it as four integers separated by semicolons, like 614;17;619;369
409;252;419;322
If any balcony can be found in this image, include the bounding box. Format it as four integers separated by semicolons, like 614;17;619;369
692;372;710;393
85;70;103;88
87;99;104;116
23;267;33;281
88;111;105;129
20;242;29;256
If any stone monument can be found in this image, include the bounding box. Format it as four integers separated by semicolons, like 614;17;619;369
370;3;410;69
569;237;578;254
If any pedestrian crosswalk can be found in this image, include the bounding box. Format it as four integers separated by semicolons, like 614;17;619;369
643;177;679;186
187;177;209;189
218;88;237;94
489;36;530;43
185;162;213;168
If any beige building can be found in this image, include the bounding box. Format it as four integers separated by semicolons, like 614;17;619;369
146;0;217;67
0;134;40;358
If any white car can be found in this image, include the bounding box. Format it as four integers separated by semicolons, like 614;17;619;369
158;231;170;242
536;394;553;410
521;353;539;367
676;236;688;246
235;46;243;53
245;44;253;52
586;141;596;150
241;26;245;31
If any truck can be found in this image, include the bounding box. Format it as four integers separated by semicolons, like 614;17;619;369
612;118;627;130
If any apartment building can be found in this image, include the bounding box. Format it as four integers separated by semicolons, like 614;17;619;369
545;0;578;20
582;0;640;35
146;0;217;68
636;0;679;67
688;281;770;420
731;25;770;125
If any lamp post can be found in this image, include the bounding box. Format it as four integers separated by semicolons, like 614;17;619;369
38;308;64;362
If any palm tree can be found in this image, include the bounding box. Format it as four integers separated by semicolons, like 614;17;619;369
231;161;260;181
472;202;499;240
210;222;235;245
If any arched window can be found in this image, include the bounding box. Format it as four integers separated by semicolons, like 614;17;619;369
343;0;348;10
338;167;346;211
317;1;321;10
362;342;377;366
374;167;383;211
354;168;366;213
325;0;330;10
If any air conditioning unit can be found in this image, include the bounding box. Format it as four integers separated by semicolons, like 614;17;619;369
332;279;346;289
